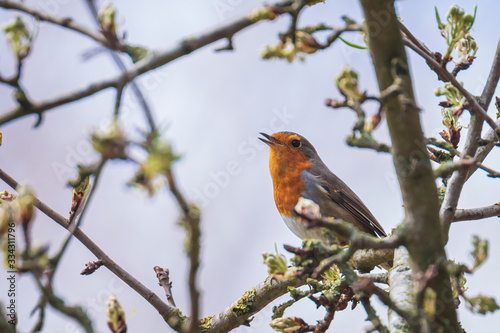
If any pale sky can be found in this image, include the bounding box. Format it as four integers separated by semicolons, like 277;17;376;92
1;0;499;332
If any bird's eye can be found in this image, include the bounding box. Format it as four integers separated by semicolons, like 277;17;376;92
291;139;301;148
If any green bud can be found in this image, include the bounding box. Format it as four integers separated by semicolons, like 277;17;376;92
124;45;149;63
260;41;297;63
435;82;463;106
295;31;321;54
91;120;127;160
455;35;478;61
128;130;180;196
322;265;341;282
464;294;500;315
106;294;126;333
447;4;465;23
263;245;290;279
335;66;362;102
249;7;277;22
0;204;14;237
98;2;117;36
14;186;35;229
2;16;32;60
471;235;488;271
462;14;474;28
269;317;306;332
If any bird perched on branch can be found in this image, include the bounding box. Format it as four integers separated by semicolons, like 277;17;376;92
260;131;391;269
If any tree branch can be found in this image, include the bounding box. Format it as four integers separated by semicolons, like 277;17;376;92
437;39;500;240
359;297;389;333
0;167;187;332
205;276;307;333
302;216;400;274
0;0;298;126
0;0;122;50
388;247;415;333
453;203;500;222
356;277;416;329
49;158;106;285
304;215;403;250
358;0;460;330
403;38;500;136
154;266;177;307
82;0;157;132
164;169;201;333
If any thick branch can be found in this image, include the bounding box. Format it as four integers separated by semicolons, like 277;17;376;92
359;0;459;331
0;0;296;126
453;204;500;222
388;247;415;333
205;276;307;333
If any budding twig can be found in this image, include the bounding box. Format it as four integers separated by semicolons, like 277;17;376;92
154;266;177;307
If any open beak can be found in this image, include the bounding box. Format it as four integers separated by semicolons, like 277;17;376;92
259;132;281;146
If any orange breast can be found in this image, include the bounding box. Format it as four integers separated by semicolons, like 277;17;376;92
269;148;312;217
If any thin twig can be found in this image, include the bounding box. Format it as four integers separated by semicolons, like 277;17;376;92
31;273;95;333
83;0;157;131
154;266;177;307
3;165;305;333
320;24;362;49
48;159;106;285
313;308;335;333
436;39;500;239
0;0;297;126
113;85;124;119
0;0;122;50
295;213;401;276
0;167;183;330
476;162;500;178
399;22;433;58
300;213;403;250
165;169;200;333
359;272;389;285
359;297;389;333
404;37;500;137
356;277;416;328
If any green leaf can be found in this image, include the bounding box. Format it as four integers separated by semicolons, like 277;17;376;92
471;5;477;29
338;36;367;50
262;244;290;279
435;6;446;30
470;235;488;271
464;295;500;315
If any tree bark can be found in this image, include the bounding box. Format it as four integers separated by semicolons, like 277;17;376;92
358;0;460;331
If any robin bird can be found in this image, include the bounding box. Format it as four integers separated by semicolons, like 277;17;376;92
259;131;391;269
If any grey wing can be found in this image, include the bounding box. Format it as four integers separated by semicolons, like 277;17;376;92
303;167;387;238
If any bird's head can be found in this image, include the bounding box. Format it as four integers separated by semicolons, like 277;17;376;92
259;132;318;176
